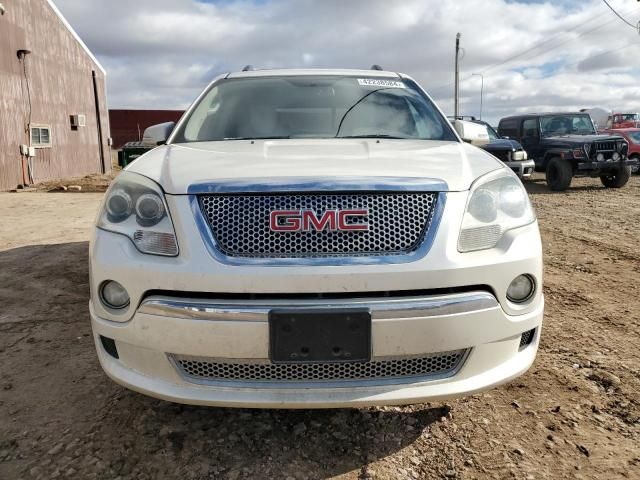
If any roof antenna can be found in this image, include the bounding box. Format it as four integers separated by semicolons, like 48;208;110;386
242;65;254;72
370;64;383;71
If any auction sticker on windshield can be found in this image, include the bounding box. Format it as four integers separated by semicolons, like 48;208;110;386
357;78;406;88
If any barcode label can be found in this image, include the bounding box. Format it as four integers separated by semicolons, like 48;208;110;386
357;78;406;88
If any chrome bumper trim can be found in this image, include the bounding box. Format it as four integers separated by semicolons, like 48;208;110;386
138;291;499;322
505;159;535;179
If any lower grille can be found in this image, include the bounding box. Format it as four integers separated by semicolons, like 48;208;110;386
171;350;468;385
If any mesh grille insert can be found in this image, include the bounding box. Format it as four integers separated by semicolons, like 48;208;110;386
172;350;467;384
198;192;437;258
519;328;536;349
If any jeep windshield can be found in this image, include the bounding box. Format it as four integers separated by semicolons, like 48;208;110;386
171;76;458;143
540;114;596;137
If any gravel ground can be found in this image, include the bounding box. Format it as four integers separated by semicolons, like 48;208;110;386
0;174;638;480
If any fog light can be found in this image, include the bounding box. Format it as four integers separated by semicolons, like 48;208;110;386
507;274;535;303
100;280;130;309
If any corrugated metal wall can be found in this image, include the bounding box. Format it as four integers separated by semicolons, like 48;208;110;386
109;110;184;149
0;0;110;191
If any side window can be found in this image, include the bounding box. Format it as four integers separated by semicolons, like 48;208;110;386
30;125;52;148
522;119;539;138
498;119;517;138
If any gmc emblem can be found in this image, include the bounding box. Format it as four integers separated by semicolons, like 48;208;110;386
270;209;369;232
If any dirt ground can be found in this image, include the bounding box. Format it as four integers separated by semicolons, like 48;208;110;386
0;174;638;480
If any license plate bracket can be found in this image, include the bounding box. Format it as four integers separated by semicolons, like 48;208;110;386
269;309;371;364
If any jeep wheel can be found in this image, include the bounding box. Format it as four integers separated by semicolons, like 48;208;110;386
600;166;631;188
545;157;572;191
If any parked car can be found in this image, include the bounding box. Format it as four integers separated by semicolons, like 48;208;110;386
450;117;534;179
607;113;640;129
601;128;640;173
90;68;543;408
498;112;635;191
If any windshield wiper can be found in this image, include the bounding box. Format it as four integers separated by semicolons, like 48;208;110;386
222;136;291;140
337;134;413;139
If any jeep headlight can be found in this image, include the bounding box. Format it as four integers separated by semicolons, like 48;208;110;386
458;170;535;252
98;172;178;256
511;150;527;161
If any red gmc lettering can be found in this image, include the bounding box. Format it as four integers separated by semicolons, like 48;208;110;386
270;209;369;232
337;209;369;231
302;210;337;231
269;210;301;231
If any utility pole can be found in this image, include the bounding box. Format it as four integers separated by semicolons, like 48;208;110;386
472;73;483;120
454;33;461;119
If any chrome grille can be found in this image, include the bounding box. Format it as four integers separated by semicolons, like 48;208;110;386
172;350;467;384
198;192;437;258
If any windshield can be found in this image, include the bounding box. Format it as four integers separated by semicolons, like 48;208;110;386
627;132;640;144
483;123;499;140
619;114;639;121
540;114;596;137
171;76;457;143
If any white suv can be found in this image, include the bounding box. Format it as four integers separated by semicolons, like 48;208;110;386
90;68;543;408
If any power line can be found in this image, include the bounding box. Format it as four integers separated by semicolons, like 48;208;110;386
561;42;636;70
429;4;638;94
601;0;639;30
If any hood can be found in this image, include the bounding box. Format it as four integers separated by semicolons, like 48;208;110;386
544;134;622;144
483;138;523;151
126;139;503;194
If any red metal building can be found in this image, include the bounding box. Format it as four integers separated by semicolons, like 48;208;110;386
0;0;110;190
109;110;184;149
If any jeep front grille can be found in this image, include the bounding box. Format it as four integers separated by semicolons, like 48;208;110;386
198;192;438;258
595;141;616;152
171;350;468;385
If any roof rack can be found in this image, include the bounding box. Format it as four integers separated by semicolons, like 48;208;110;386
241;65;254;72
370;64;383;71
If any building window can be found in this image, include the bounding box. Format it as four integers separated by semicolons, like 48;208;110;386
31;125;52;147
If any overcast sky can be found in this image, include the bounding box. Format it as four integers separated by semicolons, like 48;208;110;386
55;0;640;125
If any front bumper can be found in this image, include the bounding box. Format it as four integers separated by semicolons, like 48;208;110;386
577;158;637;171
91;292;543;408
505;159;535;179
89;191;543;408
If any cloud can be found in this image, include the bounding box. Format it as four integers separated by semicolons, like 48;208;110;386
54;0;640;124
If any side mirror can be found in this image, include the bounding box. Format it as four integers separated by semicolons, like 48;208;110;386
142;122;175;147
453;120;490;146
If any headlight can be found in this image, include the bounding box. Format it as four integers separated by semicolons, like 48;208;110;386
511;150;527;161
458;169;535;252
98;172;178;256
572;148;585;159
612;151;621;161
596;152;605;162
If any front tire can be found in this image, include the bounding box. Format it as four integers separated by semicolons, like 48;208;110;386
600;166;631;188
545;157;573;191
